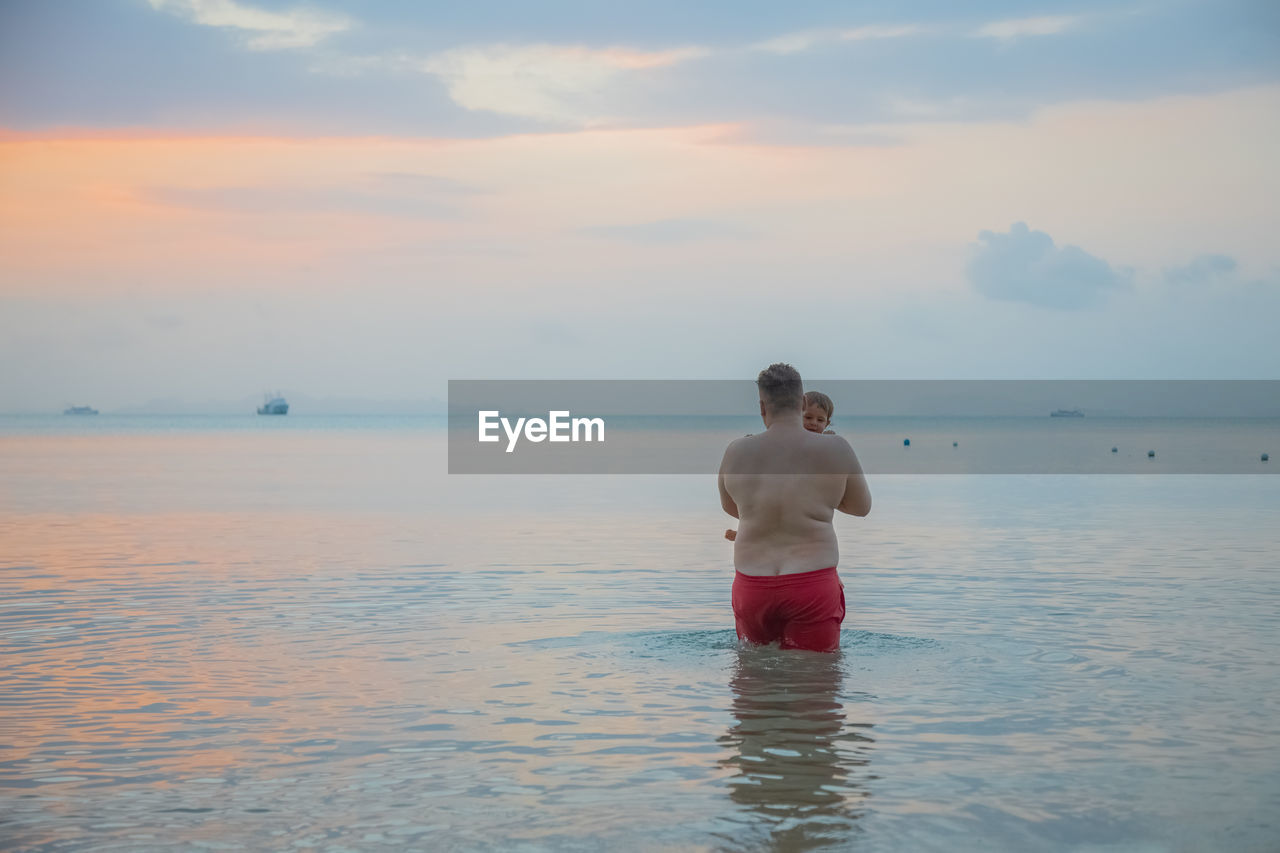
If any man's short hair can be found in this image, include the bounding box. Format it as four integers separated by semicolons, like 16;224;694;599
757;363;804;413
803;391;834;419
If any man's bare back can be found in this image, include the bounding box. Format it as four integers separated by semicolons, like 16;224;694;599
719;413;871;576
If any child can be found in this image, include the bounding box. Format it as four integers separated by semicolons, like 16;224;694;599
801;390;836;436
725;390;837;541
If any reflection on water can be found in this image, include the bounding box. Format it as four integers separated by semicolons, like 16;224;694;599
718;648;875;851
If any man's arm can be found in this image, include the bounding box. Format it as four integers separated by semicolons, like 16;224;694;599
835;440;872;517
718;447;739;518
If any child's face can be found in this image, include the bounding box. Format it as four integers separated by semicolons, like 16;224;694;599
803;404;830;433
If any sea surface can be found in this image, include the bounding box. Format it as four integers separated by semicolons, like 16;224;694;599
2;415;1278;852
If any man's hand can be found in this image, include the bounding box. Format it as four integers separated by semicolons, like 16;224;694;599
724;529;737;542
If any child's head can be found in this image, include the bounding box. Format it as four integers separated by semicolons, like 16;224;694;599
802;391;834;433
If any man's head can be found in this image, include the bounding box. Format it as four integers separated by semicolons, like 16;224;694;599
756;363;804;421
803;391;834;433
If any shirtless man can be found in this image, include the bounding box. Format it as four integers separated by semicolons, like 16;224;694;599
718;364;872;652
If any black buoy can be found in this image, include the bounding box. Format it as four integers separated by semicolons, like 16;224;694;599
1111;447;1118;453
903;438;910;447
1148;450;1155;458
1264;453;1270;462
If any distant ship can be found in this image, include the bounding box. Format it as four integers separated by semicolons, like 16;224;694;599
257;393;289;415
63;405;98;415
1050;409;1084;417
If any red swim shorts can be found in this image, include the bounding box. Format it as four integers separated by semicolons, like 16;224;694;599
731;566;846;652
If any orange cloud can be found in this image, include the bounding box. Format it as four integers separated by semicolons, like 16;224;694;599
0;124;873;296
2;84;1276;301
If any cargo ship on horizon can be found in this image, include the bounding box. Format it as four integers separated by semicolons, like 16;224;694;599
257;393;289;415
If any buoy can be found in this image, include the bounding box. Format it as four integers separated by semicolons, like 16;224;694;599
952;441;958;447
1148;450;1155;458
1264;453;1270;462
1111;447;1118;453
903;438;910;447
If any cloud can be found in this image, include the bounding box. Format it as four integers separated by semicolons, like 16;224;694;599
974;15;1080;40
9;1;1278;138
715;120;905;147
147;0;351;50
750;24;923;55
748;15;1072;55
139;173;476;220
579;218;751;244
1164;253;1237;287
370;173;484;197
420;44;707;123
967;222;1131;310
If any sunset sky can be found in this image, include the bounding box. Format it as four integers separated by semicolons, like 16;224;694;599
1;0;1277;412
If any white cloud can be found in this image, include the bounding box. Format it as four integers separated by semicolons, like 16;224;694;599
421;44;706;123
974;15;1079;40
1165;254;1238;287
840;24;923;41
751;24;922;55
421;23;919;122
147;0;351;50
967;222;1132;310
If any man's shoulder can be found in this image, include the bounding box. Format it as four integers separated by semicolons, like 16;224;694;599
721;432;769;470
798;430;856;469
818;431;855;457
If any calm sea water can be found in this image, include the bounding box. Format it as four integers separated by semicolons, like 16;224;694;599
2;416;1278;851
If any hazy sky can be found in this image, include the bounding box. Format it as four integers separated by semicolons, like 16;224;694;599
1;0;1278;412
